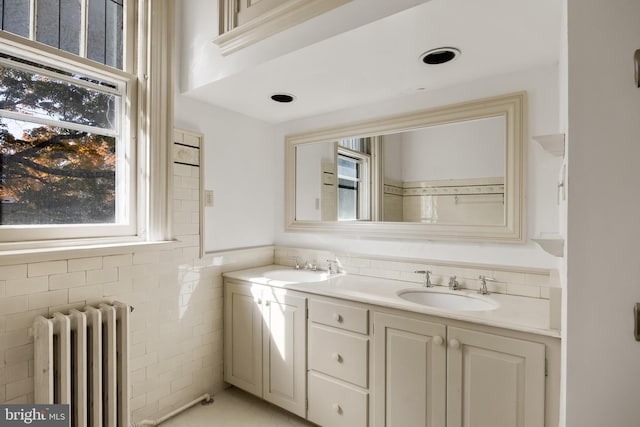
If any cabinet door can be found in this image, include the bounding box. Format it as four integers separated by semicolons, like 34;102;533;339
223;281;263;396
446;327;545;427
373;312;447;427
261;287;307;417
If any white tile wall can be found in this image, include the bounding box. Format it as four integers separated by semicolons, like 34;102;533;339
0;131;275;423
275;247;560;299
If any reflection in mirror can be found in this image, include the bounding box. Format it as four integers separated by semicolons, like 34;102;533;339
295;116;506;225
286;92;525;243
382;116;505;224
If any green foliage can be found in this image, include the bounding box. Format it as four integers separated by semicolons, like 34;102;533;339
0;64;117;225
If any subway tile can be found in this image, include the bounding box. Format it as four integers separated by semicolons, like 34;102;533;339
5;377;32;401
5;277;48;296
131;352;158;372
5;344;34;364
68;284;104;303
49;271;86;290
5;395;28;404
103;254;133;268
133;252;160;266
0;296;29;316
28;261;67;278
86;268;118;285
493;270;526;285
0;265;27;281
0;361;29;386
0;281;4;297
525;273;550;286
0;329;31;352
28;290;68;310
68;257;103;272
506;283;541;298
130;394;147;412
4;309;48;332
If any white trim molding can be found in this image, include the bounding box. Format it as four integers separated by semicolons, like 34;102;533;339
284;92;527;244
214;0;351;55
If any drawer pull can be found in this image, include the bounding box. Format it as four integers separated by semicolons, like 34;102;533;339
332;403;342;414
333;313;343;323
432;335;444;346
450;338;461;349
332;352;343;363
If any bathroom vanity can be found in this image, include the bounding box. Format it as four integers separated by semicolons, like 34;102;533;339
223;265;560;427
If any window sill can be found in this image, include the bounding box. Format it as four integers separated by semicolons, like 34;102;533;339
0;240;178;266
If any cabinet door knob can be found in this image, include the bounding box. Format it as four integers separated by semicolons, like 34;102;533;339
332;353;343;363
449;338;461;349
432;335;444;346
265;300;270;306
256;298;262;305
333;313;343;322
332;403;342;413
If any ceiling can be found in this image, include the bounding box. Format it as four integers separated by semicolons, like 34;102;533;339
183;0;562;124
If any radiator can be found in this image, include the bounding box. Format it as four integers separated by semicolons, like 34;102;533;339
33;302;131;427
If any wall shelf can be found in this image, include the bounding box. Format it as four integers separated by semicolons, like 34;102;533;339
533;134;565;157
532;234;564;257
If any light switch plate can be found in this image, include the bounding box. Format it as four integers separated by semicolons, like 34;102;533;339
205;190;214;207
635;49;640;88
634;303;640;341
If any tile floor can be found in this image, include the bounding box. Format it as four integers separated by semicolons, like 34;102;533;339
161;387;316;426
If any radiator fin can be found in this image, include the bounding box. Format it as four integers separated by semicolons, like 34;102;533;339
34;302;130;427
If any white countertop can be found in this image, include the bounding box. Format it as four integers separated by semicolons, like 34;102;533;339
223;265;560;338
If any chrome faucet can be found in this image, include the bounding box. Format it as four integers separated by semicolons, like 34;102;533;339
414;270;433;287
304;260;317;271
448;275;459;290
290;256;301;269
326;259;338;274
478;275;496;295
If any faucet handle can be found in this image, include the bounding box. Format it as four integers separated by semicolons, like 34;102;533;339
326;259;338;274
414;270;433;287
290;256;301;269
478;275;497;295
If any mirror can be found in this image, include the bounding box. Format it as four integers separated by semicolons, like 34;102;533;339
285;92;526;243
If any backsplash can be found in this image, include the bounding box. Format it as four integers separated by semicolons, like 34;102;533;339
274;246;560;300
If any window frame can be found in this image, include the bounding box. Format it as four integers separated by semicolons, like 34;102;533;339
336;146;370;221
0;0;173;251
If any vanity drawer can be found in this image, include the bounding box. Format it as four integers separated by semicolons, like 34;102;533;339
309;298;369;334
308;372;368;427
309;325;368;387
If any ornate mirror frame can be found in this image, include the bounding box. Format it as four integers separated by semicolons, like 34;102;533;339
284;92;526;243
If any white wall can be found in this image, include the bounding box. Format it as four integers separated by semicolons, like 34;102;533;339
564;0;640;425
400;117;505;182
178;0;432;94
275;64;562;269
174;95;276;253
175;1;277;253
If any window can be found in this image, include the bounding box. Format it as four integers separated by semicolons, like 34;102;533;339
0;0;172;247
337;139;370;221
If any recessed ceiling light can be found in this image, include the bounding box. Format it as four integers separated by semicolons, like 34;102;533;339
271;93;295;103
420;47;460;65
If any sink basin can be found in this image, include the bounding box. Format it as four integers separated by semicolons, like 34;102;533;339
263;269;330;283
398;290;497;311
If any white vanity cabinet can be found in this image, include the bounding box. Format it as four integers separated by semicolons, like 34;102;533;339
373;312;546;427
307;298;370;427
223;280;307;417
